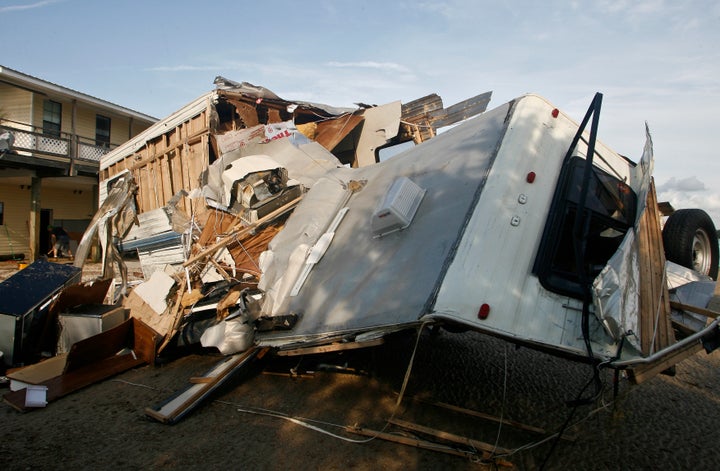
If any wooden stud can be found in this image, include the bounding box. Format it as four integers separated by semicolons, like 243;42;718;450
388;418;512;455
637;180;674;356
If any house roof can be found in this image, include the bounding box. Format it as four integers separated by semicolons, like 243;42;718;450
0;65;158;123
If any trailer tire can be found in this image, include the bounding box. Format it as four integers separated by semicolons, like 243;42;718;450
662;208;719;280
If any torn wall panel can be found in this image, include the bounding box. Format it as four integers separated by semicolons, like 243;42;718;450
100;81;482;225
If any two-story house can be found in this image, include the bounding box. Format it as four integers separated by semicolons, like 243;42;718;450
0;65;156;261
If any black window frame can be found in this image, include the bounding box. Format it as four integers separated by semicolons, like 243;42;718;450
42;99;62;138
95;114;111;147
533;155;637;298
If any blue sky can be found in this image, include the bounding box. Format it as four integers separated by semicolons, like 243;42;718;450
3;0;720;224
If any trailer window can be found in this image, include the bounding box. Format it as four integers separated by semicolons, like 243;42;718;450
534;156;636;298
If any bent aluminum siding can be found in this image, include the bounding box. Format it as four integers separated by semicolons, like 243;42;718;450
257;100;513;344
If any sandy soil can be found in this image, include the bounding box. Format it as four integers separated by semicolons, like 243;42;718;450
1;260;720;470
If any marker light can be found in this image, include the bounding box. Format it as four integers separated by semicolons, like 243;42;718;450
478;303;491;320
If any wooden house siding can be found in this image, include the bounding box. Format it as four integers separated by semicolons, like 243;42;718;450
43;186;95;220
0;65;157;259
0;183;31;257
0;183;95;257
30;94;73;133
0;83;32;124
75;107;96;139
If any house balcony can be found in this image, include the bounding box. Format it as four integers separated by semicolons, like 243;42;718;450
0;119;116;177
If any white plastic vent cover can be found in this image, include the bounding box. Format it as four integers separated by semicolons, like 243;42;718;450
371;176;426;238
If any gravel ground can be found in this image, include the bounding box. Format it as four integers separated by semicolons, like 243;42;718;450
1;259;719;470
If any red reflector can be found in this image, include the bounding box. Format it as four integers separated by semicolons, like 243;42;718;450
526;172;536;183
478;303;491;320
551;108;559;118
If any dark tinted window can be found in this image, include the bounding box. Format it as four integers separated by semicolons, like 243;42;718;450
43;100;62;137
96;115;111;147
534;156;636;298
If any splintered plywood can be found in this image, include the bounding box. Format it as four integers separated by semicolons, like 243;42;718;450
637;180;674;356
124;272;178;338
193;209;280;278
314;114;364;152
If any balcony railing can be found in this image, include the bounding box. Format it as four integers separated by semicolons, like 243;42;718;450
0;119;117;164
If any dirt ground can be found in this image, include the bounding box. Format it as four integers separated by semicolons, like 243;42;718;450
1;260;720;470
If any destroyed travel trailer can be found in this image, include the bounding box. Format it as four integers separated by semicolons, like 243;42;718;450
5;78;719;429
91;80;720;383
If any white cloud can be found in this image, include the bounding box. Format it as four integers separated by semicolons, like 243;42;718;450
0;0;60;14
326;61;412;74
657;176;707;192
657;188;720;228
145;65;220;72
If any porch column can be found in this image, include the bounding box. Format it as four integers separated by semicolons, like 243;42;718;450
29;177;42;261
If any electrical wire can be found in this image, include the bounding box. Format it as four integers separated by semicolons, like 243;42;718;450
491;343;508;454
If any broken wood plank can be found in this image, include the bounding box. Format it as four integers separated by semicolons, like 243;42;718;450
388;418;512;455
275;337;384;356
145;347;268;424
189;377;215;384
669;301;719;319
183;196;302;267
262;371;315;379
344;425;479;460
637;180;674;356
405;396;575;441
157;278;187;354
427;91;493;129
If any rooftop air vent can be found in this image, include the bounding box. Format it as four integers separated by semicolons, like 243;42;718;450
371;176;426;238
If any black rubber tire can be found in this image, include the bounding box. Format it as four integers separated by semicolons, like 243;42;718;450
662;208;719;280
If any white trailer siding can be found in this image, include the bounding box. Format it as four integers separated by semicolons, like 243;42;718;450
432;95;633;358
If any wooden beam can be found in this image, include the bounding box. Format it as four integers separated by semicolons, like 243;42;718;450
669;301;719;319
637;180;674;356
388;418;512;455
404;396;576;441
145;347;267;424
128;127;209;171
183;196;302;267
29;177;41;261
275;338;384;356
344;425;480;460
226;99;259;128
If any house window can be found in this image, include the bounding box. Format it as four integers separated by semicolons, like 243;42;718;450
43;100;62;137
96;115;111;147
533;156;636;298
0;202;4;225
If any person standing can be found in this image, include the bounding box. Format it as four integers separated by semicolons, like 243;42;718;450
48;225;72;258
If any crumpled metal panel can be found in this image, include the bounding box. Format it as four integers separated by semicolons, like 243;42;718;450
592;128;654;352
